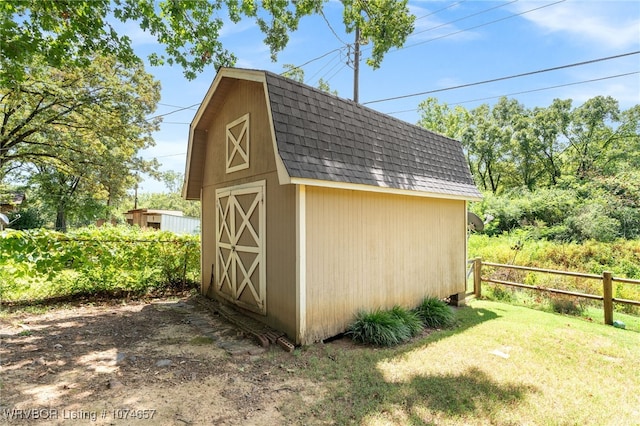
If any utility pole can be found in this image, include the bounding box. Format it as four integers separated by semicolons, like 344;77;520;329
353;25;360;103
134;181;138;209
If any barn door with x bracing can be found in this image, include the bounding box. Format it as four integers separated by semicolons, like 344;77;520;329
215;181;266;315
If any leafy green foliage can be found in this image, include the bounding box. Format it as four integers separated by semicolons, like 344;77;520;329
419;96;639;195
0;226;199;302
6;207;46;230
347;302;455;346
342;0;415;69
471;171;640;242
469;234;640;315
1;55;161;230
1;0;415;84
389;305;423;337
348;305;423;346
414;297;455;328
420;95;638;243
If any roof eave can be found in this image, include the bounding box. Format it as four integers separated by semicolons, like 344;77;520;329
289;177;483;201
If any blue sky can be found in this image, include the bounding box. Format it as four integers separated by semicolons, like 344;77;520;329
130;0;640;193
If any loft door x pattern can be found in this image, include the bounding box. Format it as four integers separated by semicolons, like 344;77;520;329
215;181;266;314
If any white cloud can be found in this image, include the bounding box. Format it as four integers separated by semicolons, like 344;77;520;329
511;0;640;50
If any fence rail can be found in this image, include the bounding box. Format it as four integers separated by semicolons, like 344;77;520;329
469;257;640;326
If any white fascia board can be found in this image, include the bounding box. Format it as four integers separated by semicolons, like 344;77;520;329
288;177;483;202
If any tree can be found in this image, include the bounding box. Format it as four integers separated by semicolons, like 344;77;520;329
1;55;161;230
341;0;415;69
134;172;201;219
417;97;470;140
1;0;415;85
281;64;306;83
563;95;631;179
494;98;541;190
461;99;519;194
529;99;572;186
1;55;159;174
282;64;339;95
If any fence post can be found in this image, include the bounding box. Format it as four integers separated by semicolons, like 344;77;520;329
473;257;482;298
603;271;613;325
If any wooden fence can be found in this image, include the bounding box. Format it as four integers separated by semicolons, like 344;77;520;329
468;257;640;326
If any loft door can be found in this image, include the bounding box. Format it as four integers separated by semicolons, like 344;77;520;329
215;181;266;314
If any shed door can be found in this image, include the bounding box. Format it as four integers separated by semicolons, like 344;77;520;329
215;181;266;314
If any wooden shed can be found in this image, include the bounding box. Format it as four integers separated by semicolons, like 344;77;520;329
183;68;482;345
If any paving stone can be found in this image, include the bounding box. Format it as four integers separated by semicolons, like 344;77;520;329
190;295;295;354
155;359;172;367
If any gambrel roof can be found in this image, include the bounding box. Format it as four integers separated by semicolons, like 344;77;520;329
184;68;481;201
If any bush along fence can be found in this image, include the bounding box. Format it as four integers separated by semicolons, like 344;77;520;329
0;227;200;303
468;257;640;326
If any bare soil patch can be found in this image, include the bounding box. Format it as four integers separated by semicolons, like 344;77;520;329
0;295;331;425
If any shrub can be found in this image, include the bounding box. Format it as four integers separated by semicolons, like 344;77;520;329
348;309;408;346
390;305;423;337
414;297;455;328
564;202;620;242
0;225;200;302
548;295;584;316
487;284;515;302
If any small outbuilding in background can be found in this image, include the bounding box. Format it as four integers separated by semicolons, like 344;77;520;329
183;68;482;345
123;208;200;235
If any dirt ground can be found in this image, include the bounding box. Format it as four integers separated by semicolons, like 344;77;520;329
0;295;334;425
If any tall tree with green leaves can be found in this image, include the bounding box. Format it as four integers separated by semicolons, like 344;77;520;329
1;55;160;230
1;0;415;86
1;55;159;175
461;99;521;194
417;97;470;140
529;99;572;186
564;95;623;179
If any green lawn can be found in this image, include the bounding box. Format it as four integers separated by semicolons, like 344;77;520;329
280;299;640;425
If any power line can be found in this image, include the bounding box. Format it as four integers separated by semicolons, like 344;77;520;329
410;0;518;38
384;71;640;115
453;71;640;105
414;1;468;21
320;9;349;46
308;50;344;84
324;63;350;84
158;102;198;110
148;103;200;120
357;0;564;59
155;152;187;158
362;51;640;105
403;0;564;51
293;1;477;77
284;48;346;74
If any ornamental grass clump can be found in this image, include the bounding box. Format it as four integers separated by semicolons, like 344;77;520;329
390;305;424;337
414;296;455;328
348;305;423;346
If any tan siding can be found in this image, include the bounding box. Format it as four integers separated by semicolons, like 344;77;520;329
202;79;276;188
200;185;217;298
304;187;466;343
199;79;297;339
264;176;297;338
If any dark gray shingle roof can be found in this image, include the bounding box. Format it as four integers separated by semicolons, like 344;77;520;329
265;72;481;199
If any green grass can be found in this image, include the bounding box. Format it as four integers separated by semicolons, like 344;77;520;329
278;300;640;425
